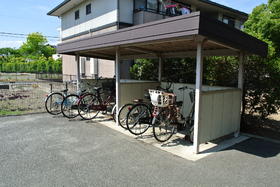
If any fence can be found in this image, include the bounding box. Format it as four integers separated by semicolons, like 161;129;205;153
0;81;76;116
35;73;63;82
0;78;115;117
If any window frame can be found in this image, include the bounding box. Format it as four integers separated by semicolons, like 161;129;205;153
222;15;235;27
133;0;191;15
86;3;92;15
75;10;80;20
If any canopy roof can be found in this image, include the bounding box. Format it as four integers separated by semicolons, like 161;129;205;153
57;12;267;60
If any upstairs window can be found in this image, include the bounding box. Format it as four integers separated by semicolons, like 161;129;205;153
86;4;91;15
75;10;80;20
147;0;158;11
222;15;235;27
135;0;146;10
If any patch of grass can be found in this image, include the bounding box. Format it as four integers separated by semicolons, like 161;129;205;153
0;110;24;116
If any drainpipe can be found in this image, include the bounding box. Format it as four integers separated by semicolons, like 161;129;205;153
117;0;120;30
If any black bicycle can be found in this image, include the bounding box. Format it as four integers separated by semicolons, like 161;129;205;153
150;86;195;142
125;83;173;136
61;89;88;119
77;81;116;120
45;87;68;115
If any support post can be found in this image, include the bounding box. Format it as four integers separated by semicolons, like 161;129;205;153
158;56;162;82
193;41;204;154
115;47;121;125
238;52;244;90
236;52;245;137
76;55;81;92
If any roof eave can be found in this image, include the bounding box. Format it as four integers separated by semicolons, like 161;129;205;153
199;0;248;18
47;0;71;16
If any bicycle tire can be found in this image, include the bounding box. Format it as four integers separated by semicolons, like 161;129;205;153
78;93;100;120
61;94;80;119
45;92;64;115
189;126;194;143
152;109;176;142
118;103;133;129
111;104;117;122
126;103;151;135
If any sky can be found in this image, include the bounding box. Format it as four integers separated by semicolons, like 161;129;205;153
0;0;268;49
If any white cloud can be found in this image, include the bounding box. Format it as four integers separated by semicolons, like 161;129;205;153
0;40;24;49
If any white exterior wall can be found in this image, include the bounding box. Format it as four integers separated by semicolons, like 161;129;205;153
61;0;118;39
119;0;134;24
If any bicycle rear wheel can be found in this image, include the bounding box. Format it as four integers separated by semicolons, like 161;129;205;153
126;103;151;135
78;93;100;120
118;103;133;129
61;94;80;119
152;109;176;142
45;92;64;115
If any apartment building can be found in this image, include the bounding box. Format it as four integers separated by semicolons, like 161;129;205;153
48;0;248;81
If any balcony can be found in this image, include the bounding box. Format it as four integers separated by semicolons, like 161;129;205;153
133;9;172;25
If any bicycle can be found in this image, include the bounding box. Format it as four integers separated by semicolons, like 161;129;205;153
61;89;88;119
77;81;116;120
45;86;69;115
125;83;173;136
149;86;195;143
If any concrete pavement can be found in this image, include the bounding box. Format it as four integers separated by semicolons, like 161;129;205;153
0;114;279;186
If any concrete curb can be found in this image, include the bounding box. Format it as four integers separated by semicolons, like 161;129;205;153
0;112;48;118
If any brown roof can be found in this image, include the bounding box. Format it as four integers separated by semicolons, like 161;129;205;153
57;12;267;60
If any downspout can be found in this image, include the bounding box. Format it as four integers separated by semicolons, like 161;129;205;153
117;0;120;29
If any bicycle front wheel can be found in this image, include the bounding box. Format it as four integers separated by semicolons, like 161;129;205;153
78;93;100;120
118;103;133;129
45;92;64;115
152;109;176;142
126;103;151;135
61;94;80;119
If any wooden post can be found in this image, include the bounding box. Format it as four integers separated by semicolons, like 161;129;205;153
193;41;204;154
76;55;81;92
236;52;245;137
158;56;162;82
115;47;121;124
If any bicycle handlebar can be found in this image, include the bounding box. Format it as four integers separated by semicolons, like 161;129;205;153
178;86;195;91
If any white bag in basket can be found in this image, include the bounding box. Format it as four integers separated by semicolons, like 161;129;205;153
149;89;174;107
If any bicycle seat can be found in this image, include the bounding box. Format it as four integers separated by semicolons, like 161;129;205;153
81;89;86;93
133;99;143;103
61;89;68;93
176;101;183;106
94;87;102;91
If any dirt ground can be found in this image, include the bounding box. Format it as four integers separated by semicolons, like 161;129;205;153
242;113;280;141
0;81;76;116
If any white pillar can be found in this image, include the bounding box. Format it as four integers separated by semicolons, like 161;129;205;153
236;52;245;137
76;55;81;92
115;47;121;124
158;57;162;82
193;41;204;154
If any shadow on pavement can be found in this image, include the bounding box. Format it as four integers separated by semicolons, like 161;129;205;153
224;138;280;158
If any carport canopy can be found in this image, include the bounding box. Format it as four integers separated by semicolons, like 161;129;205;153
57;12;268;154
57;12;267;59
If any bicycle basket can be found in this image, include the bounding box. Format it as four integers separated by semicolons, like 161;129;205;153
148;89;175;107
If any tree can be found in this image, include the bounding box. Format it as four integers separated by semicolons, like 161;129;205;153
0;48;20;57
19;32;56;58
241;0;280;119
